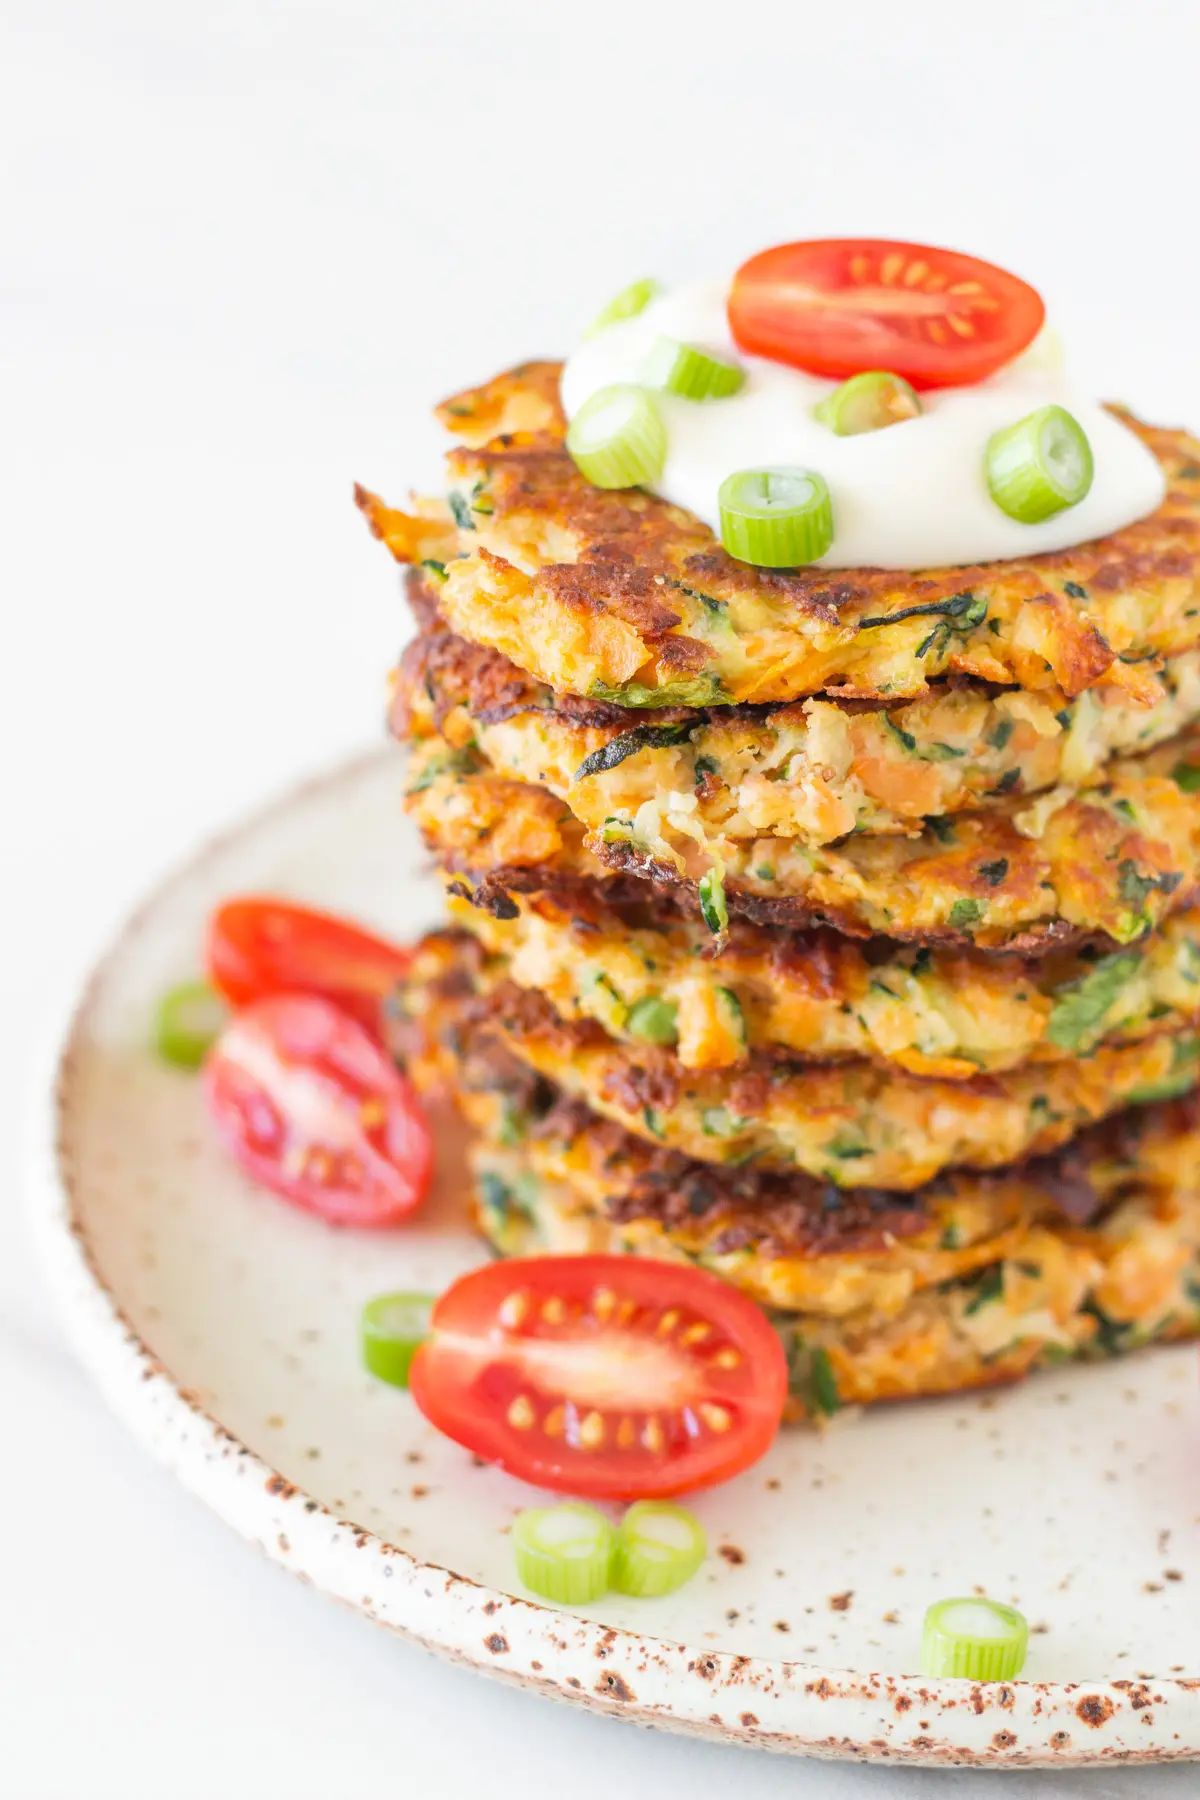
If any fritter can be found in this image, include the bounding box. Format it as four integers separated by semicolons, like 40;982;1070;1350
443;877;1200;1079
392;977;1200;1417
405;727;1200;952
396;597;1200;847
473;1145;1200;1418
399;931;1200;1190
357;359;1200;708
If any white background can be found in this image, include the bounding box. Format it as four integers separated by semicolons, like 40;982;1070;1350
5;2;1200;1794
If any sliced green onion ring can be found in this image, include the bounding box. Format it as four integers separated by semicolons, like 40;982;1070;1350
985;404;1094;523
920;1596;1029;1680
644;337;744;401
566;385;667;490
718;467;834;567
814;369;921;435
613;1502;706;1597
586;278;659;337
154;979;227;1069
624;996;679;1044
361;1292;436;1389
513;1503;615;1604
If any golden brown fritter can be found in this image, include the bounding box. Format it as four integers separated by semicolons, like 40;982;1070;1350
473;1141;1200;1416
357;360;1200;708
399;931;1200;1191
443;876;1200;1079
391;966;1200;1416
404;726;1200;953
395;595;1200;847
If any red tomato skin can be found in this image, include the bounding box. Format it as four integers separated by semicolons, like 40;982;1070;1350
206;898;410;1036
204;993;431;1227
409;1254;788;1499
728;239;1045;389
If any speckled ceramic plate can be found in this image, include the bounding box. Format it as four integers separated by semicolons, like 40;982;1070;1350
34;752;1200;1768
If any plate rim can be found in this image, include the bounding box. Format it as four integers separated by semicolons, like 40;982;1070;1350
30;748;1200;1769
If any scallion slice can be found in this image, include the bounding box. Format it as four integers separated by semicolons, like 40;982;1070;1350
985;405;1094;523
814;370;921;435
154;979;227;1069
624;995;679;1045
566;385;667;490
644;337;744;401
613;1502;706;1597
718;467;833;567
361;1292;435;1389
920;1597;1029;1680
586;278;659;337
697;867;728;935
626;993;680;1051
512;1503;615;1605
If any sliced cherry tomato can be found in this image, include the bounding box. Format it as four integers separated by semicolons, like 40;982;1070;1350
206;898;409;1036
409;1254;787;1498
204;993;431;1226
728;239;1045;389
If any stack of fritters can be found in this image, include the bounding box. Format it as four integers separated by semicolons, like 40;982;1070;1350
360;358;1200;1418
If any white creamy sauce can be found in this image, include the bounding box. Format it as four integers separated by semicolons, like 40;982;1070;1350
559;280;1166;570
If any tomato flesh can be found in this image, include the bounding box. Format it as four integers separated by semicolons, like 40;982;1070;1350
728;239;1045;389
204;993;432;1226
206;897;410;1037
409;1255;787;1498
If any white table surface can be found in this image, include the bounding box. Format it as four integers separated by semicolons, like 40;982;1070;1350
5;1;1200;1792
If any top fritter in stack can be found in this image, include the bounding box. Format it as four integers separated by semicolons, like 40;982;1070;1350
359;256;1200;1419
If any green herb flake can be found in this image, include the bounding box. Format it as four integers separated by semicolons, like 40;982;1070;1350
1081;1297;1130;1356
963;1265;1005;1316
1117;859;1183;912
809;1348;841;1417
661;576;727;617
978;859;1009;887
641;1106;665;1139
1046;950;1140;1051
478;1171;532;1225
1172;761;1200;794
858;591;984;631
784;1336;841;1417
574;722;692;782
949;897;985;929
883;713;918;754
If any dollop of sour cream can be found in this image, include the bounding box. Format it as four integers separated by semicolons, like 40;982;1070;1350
559;280;1166;570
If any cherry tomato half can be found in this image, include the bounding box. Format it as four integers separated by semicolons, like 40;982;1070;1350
728;238;1045;389
409;1254;787;1498
206;898;410;1037
204;993;432;1226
